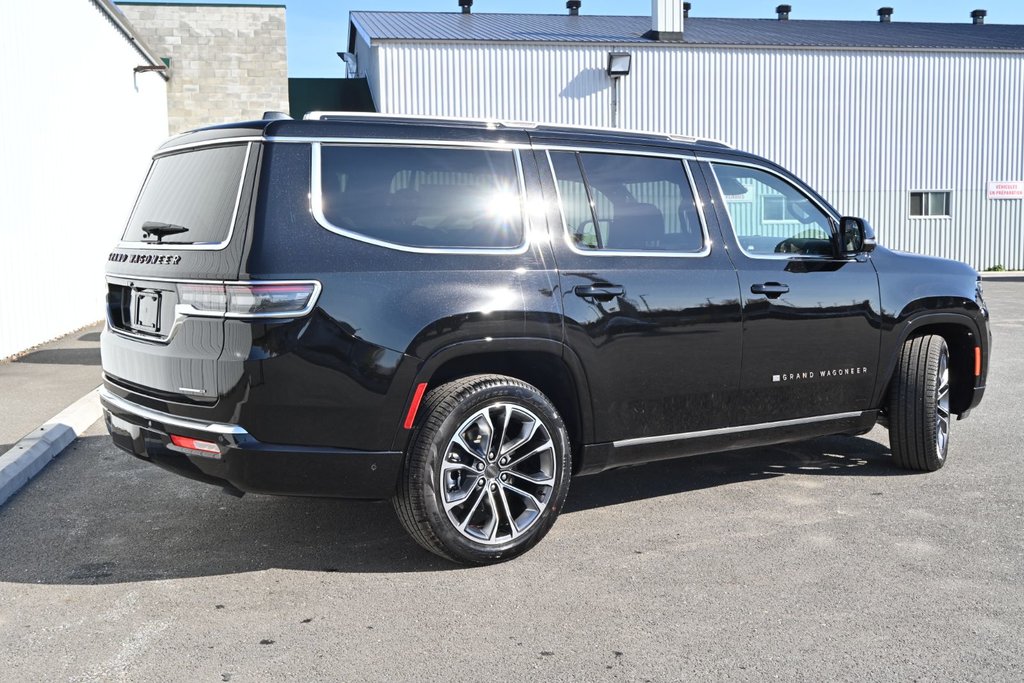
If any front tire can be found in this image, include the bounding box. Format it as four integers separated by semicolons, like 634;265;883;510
888;335;951;471
393;375;572;565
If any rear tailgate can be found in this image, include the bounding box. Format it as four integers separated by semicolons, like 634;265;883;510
102;139;260;405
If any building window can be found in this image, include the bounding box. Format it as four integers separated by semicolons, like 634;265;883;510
762;195;787;221
910;191;951;217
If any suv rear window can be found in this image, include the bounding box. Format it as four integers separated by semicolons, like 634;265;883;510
317;145;524;250
122;144;249;246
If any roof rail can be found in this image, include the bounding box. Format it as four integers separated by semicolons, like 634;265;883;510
302;111;733;149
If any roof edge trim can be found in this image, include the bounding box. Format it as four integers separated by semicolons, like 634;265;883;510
94;0;170;80
366;37;1024;54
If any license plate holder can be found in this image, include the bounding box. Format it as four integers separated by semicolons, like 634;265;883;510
132;290;161;332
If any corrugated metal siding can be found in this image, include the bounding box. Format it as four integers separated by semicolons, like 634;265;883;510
354;31;381;111
369;41;1023;269
0;0;168;359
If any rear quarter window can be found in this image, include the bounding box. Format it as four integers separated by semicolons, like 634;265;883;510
316;145;524;250
122;144;249;246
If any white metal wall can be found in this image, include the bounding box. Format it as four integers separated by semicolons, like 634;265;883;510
0;0;168;359
368;40;1024;270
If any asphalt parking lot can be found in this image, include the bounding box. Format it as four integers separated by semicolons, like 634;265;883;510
0;282;1021;682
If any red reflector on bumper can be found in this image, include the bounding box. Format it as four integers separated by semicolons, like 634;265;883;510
975;346;982;377
170;434;221;454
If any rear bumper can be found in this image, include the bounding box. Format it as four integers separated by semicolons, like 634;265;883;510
99;387;403;499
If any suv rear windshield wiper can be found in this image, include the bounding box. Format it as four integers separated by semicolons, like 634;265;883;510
141;221;191;243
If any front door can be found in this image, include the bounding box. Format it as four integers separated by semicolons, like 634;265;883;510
536;143;743;444
701;158;882;426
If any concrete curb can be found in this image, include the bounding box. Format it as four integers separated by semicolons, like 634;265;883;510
0;387;103;508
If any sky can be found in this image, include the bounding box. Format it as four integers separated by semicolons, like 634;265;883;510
206;1;1024;77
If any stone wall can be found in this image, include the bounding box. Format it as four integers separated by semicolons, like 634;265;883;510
118;3;288;134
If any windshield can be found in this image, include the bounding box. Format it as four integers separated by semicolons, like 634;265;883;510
122;144;249;246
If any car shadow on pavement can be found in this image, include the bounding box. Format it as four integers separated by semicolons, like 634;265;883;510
565;433;902;514
0;433;901;584
13;348;101;366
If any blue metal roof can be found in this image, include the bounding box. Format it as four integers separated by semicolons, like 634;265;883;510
349;12;1024;51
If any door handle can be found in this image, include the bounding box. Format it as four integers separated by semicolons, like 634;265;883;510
750;282;790;298
574;284;624;301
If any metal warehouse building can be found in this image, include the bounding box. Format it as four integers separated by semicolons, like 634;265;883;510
346;2;1024;270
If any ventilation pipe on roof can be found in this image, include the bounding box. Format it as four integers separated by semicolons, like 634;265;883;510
683;2;691;19
776;4;792;20
567;1;581;16
878;7;893;23
971;9;987;25
648;0;685;41
458;0;472;14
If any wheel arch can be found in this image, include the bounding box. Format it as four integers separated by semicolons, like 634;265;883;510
393;338;594;473
878;313;982;416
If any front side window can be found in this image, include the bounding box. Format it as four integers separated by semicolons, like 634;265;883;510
910;191;951;217
711;163;834;257
549;151;704;254
318;145;524;249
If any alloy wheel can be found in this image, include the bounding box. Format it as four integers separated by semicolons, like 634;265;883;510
438;403;557;545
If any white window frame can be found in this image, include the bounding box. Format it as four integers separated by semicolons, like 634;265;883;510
909;190;953;219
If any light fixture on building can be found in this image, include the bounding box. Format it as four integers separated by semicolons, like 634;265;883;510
337;51;358;77
607;52;632;128
607;52;632;77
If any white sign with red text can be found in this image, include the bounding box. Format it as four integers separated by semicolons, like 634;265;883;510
987;181;1024;200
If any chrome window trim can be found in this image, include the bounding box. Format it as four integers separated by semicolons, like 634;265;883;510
99;386;249;436
117;142;253;252
105;278;323;343
155;136;265;157
700;156;844;263
310;142;532;255
613;411;867;448
271;135;530;150
301;111;734;148
537;143;694;159
544;149;713;259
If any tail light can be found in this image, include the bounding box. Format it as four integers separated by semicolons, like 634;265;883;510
177;281;320;318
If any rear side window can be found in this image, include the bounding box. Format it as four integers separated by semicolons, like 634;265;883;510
123;144;249;246
317;145;524;250
549;151;704;253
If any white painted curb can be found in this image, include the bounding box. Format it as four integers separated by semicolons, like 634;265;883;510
0;387;103;507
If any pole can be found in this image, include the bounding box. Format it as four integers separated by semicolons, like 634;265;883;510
611;76;620;127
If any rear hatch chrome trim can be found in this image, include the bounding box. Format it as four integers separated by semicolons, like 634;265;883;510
99;386;248;436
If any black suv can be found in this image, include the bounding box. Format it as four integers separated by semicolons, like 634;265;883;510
101;113;990;564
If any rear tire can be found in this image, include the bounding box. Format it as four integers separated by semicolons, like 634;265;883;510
888;335;951;472
393;375;572;565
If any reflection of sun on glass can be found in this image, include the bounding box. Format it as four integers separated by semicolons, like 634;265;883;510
486;188;520;223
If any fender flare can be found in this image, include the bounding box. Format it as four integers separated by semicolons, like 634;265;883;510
873;310;984;408
391;337;595;451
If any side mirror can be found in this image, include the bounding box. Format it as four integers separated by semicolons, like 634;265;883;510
838;216;877;255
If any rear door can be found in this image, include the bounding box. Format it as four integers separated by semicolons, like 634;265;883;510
534;139;743;445
103;139;260;405
700;157;882;425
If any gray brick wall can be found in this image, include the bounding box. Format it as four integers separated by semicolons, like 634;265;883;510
118;3;288;134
